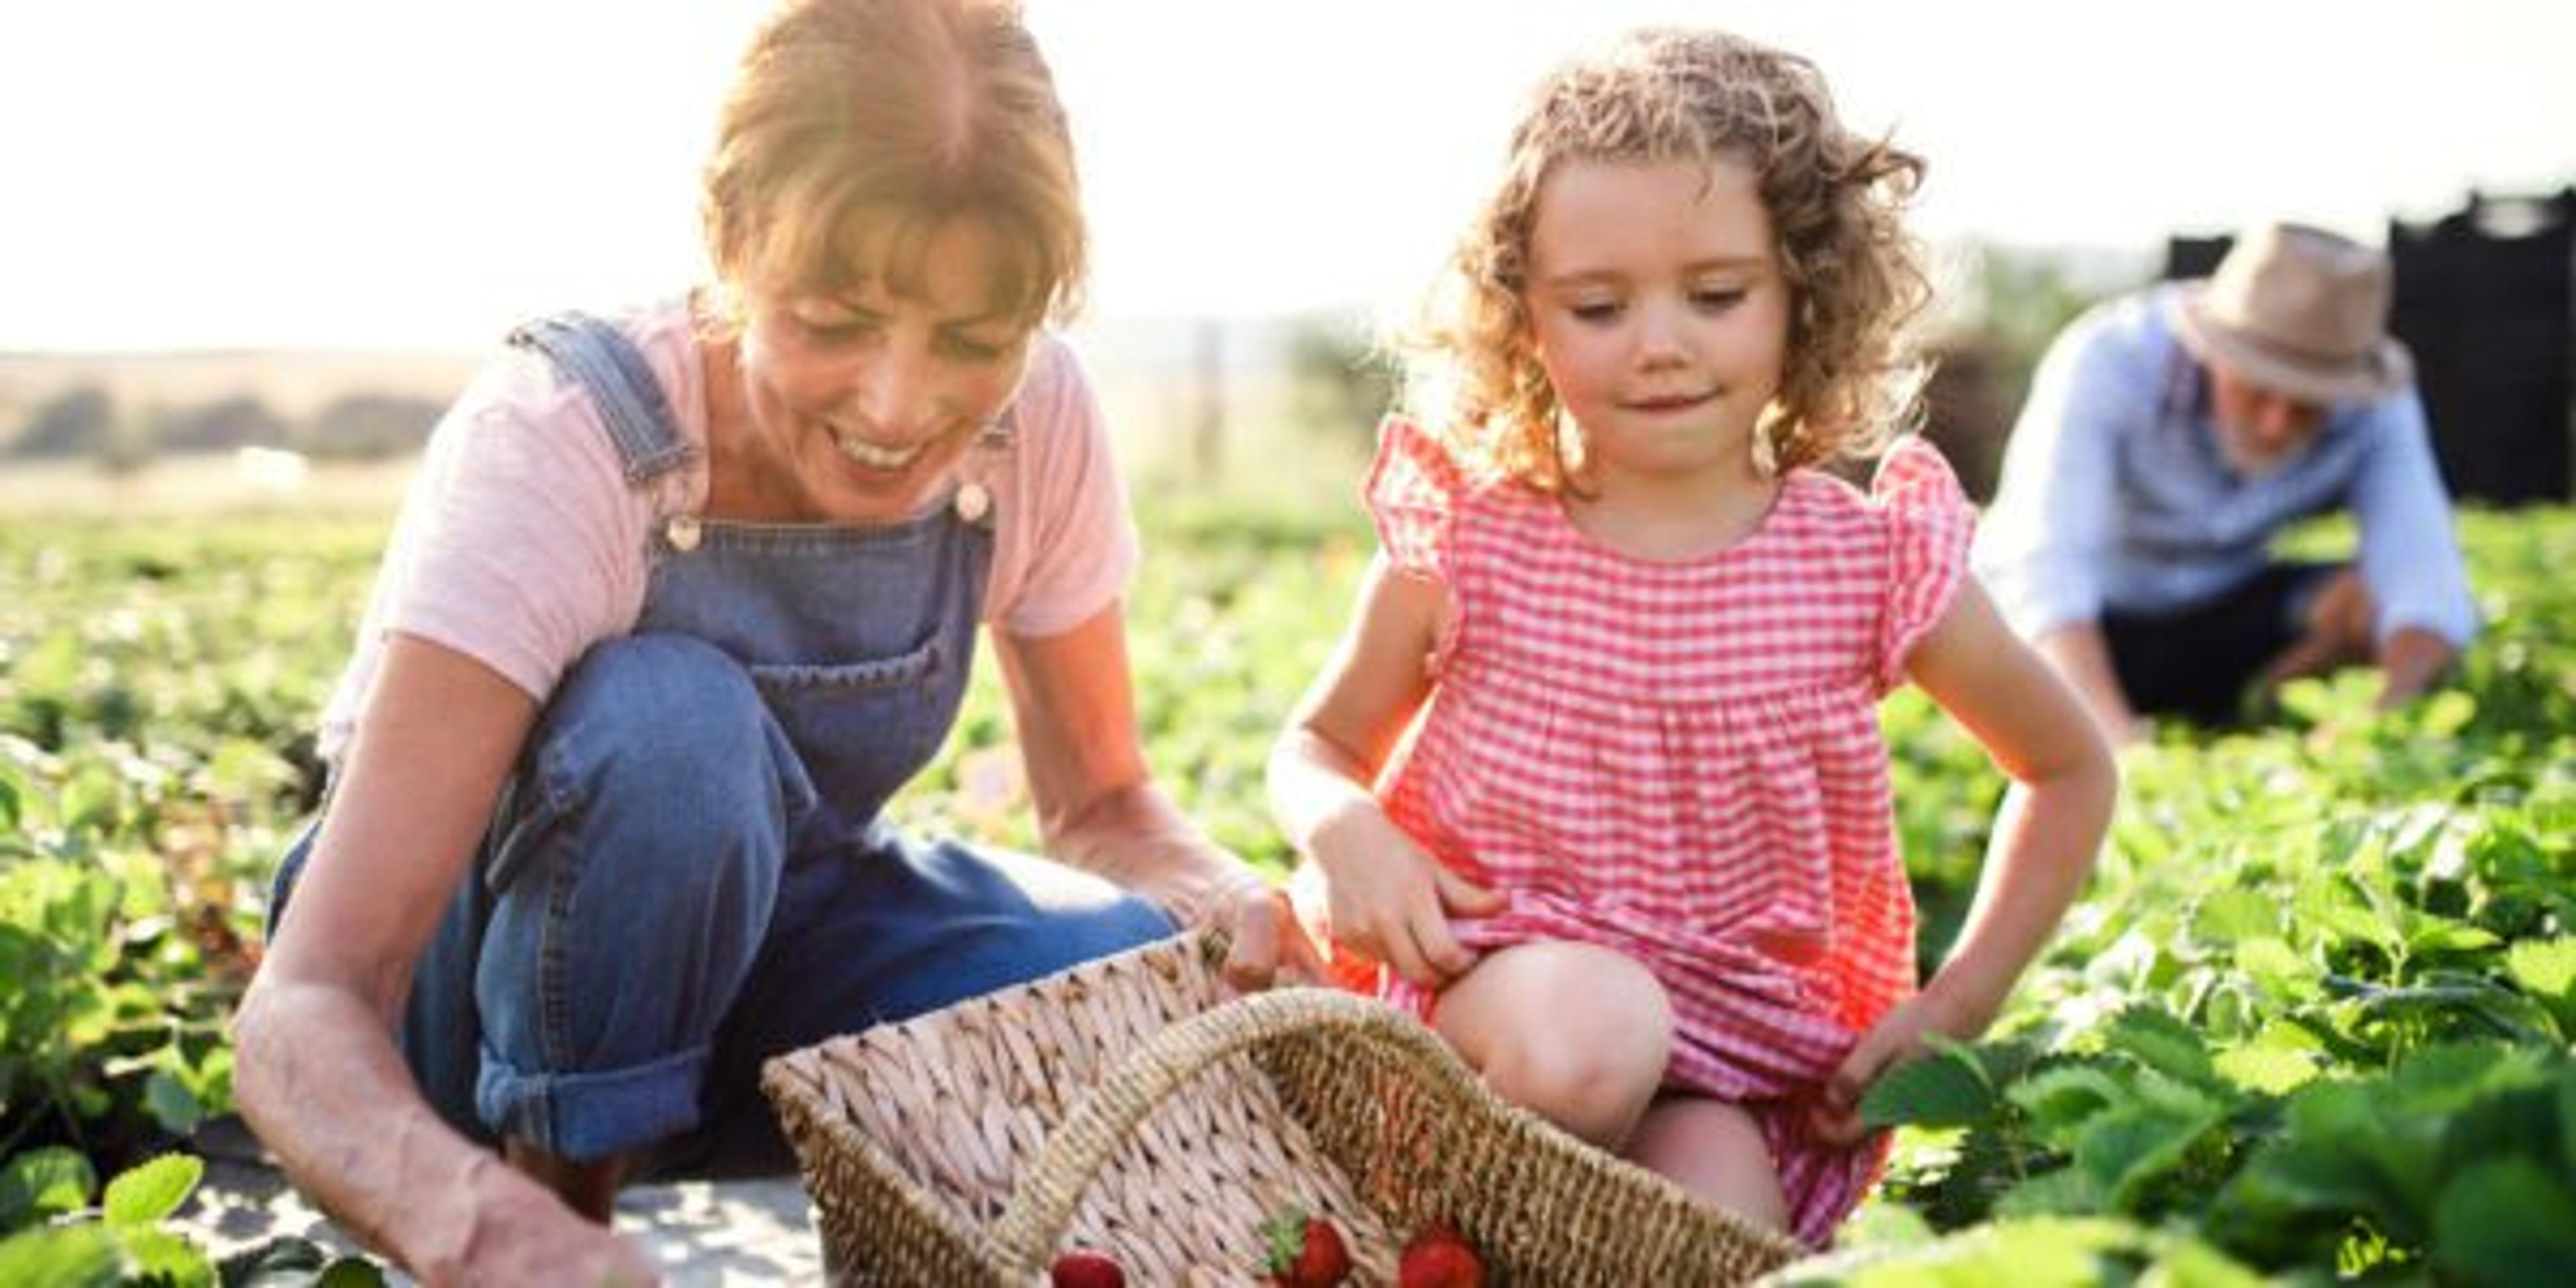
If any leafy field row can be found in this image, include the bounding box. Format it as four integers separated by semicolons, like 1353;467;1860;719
3;501;2572;1283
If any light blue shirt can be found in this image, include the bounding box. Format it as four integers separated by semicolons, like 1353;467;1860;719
1974;284;2479;647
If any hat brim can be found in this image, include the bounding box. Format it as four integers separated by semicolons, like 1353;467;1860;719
2175;282;2413;407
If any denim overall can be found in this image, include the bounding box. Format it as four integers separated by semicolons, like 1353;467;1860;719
272;313;1172;1176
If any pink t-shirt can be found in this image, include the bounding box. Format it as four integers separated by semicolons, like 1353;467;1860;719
317;299;1138;763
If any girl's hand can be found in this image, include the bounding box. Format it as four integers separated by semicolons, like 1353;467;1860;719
1806;988;1986;1147
1309;805;1505;989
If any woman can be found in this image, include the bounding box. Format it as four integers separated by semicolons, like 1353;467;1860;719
229;1;1308;1281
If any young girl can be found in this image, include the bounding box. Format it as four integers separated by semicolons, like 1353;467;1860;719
1269;28;2116;1248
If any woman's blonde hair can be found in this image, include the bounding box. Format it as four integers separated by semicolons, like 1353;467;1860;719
1403;28;1929;492
700;0;1085;332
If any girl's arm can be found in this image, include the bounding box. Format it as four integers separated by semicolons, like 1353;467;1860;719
231;635;661;1287
1267;556;1504;987
992;602;1318;989
1814;578;2117;1143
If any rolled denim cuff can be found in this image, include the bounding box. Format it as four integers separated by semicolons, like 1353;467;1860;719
476;1040;710;1163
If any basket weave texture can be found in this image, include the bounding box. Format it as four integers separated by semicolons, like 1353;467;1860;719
761;930;1808;1286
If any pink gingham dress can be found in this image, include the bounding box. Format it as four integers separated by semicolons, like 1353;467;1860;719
1358;416;1974;1247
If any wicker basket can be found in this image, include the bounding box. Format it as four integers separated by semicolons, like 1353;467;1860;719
761;930;1807;1286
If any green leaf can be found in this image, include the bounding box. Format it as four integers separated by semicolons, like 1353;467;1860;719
2102;1006;2218;1089
144;1069;205;1137
102;1154;202;1229
0;1224;119;1288
2073;1100;2218;1210
1862;1044;2000;1130
2404;915;2499;957
2006;1064;2129;1142
2212;1041;2319;1096
1992;1167;2104;1220
2430;1158;2576;1286
2139;1237;2273;1288
2233;936;2312;998
0;1147;98;1229
113;1226;213;1288
2188;887;2279;948
2507;937;2576;999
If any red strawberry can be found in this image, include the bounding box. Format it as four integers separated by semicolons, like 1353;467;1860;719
1049;1248;1125;1288
1259;1206;1352;1287
1397;1220;1486;1288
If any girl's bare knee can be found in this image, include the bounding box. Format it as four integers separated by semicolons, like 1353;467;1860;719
1438;943;1674;1146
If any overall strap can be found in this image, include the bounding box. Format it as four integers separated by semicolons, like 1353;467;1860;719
506;311;696;484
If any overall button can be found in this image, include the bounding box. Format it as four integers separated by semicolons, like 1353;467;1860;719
953;482;991;524
665;514;703;551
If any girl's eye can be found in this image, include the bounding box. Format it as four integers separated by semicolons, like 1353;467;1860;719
1691;288;1748;312
1568;301;1623;324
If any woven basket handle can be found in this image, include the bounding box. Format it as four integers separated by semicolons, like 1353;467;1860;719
982;986;1452;1278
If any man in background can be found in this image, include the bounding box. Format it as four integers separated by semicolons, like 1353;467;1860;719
1974;222;2479;739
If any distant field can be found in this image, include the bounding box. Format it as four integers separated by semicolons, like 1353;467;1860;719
0;453;420;517
0;347;482;425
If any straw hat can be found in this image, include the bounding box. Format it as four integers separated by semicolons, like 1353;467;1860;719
2175;222;2414;405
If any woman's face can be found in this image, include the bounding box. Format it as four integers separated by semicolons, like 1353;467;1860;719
728;217;1035;523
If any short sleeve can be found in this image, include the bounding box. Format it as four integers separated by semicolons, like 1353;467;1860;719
982;336;1140;637
1872;435;1977;692
1364;415;1469;582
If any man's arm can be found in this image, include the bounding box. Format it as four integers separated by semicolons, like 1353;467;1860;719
2344;386;2478;706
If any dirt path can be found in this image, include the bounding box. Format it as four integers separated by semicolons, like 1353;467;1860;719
180;1118;824;1285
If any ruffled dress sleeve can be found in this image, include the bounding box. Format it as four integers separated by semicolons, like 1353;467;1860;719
1871;435;1977;693
1363;414;1471;674
1364;415;1470;576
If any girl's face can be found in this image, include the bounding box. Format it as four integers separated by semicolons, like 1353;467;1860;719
1521;156;1790;492
727;217;1035;523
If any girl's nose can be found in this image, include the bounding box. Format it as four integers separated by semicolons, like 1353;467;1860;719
1634;301;1688;365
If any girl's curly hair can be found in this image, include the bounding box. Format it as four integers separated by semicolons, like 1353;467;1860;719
1400;28;1931;492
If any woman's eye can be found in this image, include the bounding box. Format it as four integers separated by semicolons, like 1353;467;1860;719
794;314;878;345
941;334;1008;362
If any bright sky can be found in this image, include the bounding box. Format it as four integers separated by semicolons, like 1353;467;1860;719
3;0;2570;352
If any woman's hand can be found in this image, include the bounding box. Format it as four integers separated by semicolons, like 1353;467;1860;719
424;1158;663;1287
1305;804;1504;989
1203;871;1330;993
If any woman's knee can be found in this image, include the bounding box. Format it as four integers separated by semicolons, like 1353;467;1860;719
545;636;769;780
1438;943;1674;1145
529;636;793;845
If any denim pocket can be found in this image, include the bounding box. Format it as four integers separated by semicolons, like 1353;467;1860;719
745;637;942;696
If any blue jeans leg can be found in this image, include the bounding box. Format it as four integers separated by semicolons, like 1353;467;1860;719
272;632;1177;1177
467;634;808;1164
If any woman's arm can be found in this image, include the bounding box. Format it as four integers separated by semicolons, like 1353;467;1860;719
992;603;1318;989
1267;556;1503;987
231;635;659;1287
1813;580;2117;1142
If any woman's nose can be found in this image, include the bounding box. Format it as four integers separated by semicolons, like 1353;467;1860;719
851;344;933;437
